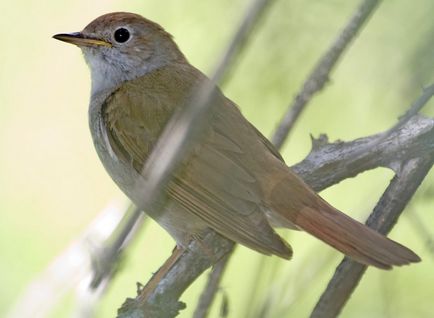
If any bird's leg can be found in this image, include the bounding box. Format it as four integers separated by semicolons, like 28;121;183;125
138;245;184;300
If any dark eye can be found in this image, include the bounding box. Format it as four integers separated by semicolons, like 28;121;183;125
114;28;130;43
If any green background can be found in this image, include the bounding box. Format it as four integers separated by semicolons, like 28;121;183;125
1;0;433;317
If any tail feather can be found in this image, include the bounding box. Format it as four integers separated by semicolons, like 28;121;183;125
268;176;421;269
296;206;420;269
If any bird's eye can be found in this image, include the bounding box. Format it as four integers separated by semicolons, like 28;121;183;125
114;28;130;43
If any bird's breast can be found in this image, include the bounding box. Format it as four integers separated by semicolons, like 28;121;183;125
88;95;139;195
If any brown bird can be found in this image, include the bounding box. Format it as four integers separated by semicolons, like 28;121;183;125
54;12;420;269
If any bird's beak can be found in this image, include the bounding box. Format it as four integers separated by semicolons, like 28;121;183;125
53;32;112;47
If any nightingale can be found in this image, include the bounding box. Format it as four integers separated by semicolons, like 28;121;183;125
54;12;420;269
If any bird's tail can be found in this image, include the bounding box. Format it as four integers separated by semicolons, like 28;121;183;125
267;175;421;269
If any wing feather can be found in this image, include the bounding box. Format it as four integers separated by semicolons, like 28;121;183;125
102;66;292;258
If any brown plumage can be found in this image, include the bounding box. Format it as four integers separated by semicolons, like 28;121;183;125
54;12;420;269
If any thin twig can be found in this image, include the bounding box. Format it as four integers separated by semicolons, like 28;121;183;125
91;204;144;288
271;0;381;149
345;84;434;163
310;156;434;318
393;84;434;131
193;252;234;318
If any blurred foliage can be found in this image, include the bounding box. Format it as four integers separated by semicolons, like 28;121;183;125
0;0;433;317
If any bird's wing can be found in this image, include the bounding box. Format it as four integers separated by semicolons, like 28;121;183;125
102;69;292;258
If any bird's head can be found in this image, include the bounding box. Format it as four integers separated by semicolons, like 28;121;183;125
54;12;185;94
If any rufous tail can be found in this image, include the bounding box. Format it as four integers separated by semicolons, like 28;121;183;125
268;176;421;269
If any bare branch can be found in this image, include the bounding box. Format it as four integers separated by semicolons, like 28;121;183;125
297;89;434;318
392;84;434;132
117;231;234;318
259;113;434;317
310;155;434;318
293;116;434;190
91;204;144;288
133;82;434;318
271;0;381;148
117;112;434;317
193;252;233;318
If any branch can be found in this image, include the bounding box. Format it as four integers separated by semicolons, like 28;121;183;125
117;231;234;318
193;252;234;318
117;113;434;317
271;0;381;148
391;84;434;133
310;155;434;318
307;77;434;318
91;204;144;288
293;115;434;191
116;0;433;311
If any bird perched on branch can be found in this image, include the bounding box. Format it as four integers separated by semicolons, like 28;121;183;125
54;12;420;269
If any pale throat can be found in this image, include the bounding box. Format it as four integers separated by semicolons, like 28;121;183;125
85;53;133;96
83;42;181;97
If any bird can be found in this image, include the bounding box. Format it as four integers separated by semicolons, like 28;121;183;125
53;12;420;269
